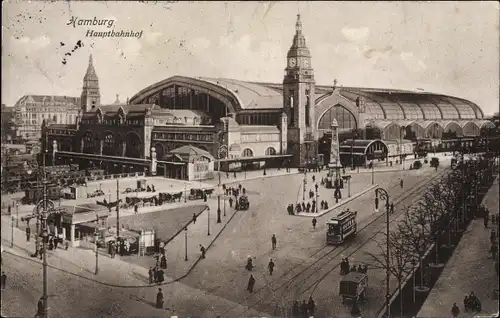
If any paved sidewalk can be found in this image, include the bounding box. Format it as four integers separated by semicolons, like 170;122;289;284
417;178;500;318
1;191;240;287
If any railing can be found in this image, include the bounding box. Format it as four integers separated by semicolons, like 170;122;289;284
86;172;145;182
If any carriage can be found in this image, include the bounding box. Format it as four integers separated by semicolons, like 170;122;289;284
339;272;368;304
235;195;249;211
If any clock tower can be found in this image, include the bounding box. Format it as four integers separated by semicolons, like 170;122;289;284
283;14;317;167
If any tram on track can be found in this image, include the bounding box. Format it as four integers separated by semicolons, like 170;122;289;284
326;209;358;245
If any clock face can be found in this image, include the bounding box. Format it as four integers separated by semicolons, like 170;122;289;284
303;59;309;67
288;58;296;67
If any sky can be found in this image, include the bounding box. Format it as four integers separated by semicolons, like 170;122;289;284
2;1;499;115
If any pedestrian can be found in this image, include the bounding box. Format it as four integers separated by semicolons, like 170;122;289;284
148;267;154;284
160;254;167;269
490;229;497;245
464;294;470;312
484;214;489;228
312;217;317;230
229;197;233;208
134;204;138;214
357;264;363;273
351;265;357;272
308;296;316;316
156;288;164;309
390;203;394;214
292;300;299;316
54;237;58;249
36;297;44;317
490;243;498;260
247;274;255;293
39;246;44;260
192;212;197;224
301;300;308;317
65;241;69;251
400;179;404;188
239;184;242;191
451;302;460;317
200;245;206;259
268;259;275;275
233;171;236;178
26;227;31;242
1;271;6;289
271;234;277;250
157;270;164;284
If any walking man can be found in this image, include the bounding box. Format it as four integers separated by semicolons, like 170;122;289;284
451;302;460;317
271;234;277;250
192;212;197;224
312;217;317;230
490;243;498;261
484;213;489;228
200;245;206;259
1;271;6;289
247;274;256;293
156;288;164;309
229;197;233;208
308;296;316;316
400;179;404;188
268;259;275;275
148;267;154;284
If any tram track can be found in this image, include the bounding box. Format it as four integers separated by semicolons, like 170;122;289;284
217;167;450;317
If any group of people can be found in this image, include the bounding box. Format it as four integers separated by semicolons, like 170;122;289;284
452;292;482;316
340;258;368;275
287;201;317;215
291;297;316;317
148;253;167;285
146;184;156;192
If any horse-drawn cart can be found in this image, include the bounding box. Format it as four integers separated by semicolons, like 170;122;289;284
235;195;250;211
339;272;368;304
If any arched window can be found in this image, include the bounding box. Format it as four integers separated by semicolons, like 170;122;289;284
103;132;116;155
125;132;143;158
242;148;253;157
318;105;357;130
82;131;94;153
154;143;164;160
265;147;277;156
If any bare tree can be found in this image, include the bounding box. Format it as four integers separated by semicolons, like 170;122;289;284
396;206;433;290
366;230;414;316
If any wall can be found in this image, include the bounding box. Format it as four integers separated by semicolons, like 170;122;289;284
239;132;281;157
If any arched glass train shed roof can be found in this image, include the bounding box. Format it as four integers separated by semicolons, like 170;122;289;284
339;140;388;156
129;76;485;122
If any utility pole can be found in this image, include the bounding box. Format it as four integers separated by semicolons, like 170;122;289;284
375;188;391;318
11;216;14;248
116;178;120;239
95;214;99;275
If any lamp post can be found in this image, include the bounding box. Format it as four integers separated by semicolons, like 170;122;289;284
184;183;187;203
375;187;391;318
217;143;228;224
94;214;99;275
207;207;211;236
11;216;14;248
184;227;188;261
302;171;307;201
16;202;19;228
223;196;226;217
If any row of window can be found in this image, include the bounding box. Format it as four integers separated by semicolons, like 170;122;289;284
240;134;280;143
153;133;214;142
236;113;279;126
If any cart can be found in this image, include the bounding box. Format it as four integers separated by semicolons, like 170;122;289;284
236;195;249;211
339;272;368;304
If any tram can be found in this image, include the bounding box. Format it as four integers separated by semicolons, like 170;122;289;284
326;209;358;245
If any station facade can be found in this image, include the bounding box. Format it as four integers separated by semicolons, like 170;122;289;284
43;14;495;172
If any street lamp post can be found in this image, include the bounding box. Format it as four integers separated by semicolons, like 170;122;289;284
184;227;188;261
223;196;226;217
217;143;227;224
207;207;211;236
11;216;14;248
184;183;187;203
375;187;391;318
16;202;19;228
94;214;99;275
302;171;307;201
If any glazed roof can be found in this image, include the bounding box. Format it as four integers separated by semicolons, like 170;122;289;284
129;76;485;120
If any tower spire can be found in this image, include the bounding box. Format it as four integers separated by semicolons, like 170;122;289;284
295;14;302;33
89;54;93;66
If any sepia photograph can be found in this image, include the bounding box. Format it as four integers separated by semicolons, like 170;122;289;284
1;1;499;317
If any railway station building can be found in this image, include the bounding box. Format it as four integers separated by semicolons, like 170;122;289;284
43;14;495;175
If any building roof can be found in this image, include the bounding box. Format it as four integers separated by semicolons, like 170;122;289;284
169;145;214;160
129;76;485;121
15;95;81;106
238;125;280;134
198;77;283;109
